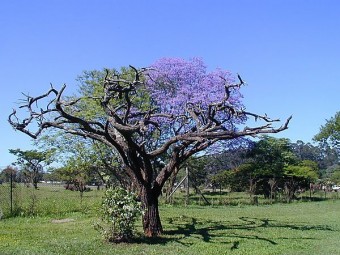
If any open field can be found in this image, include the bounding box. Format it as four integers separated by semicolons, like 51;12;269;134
0;183;103;218
1;183;339;218
1;194;339;255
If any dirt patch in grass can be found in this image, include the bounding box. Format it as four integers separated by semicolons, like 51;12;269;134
51;218;75;224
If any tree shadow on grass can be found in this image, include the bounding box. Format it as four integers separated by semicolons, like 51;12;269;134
134;215;336;249
237;216;334;231
133;235;181;245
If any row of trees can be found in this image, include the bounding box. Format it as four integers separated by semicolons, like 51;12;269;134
209;137;339;203
7;57;339;237
3;137;339;193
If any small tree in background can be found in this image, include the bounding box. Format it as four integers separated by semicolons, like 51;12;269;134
330;167;340;185
283;161;318;202
9;149;54;189
0;166;18;183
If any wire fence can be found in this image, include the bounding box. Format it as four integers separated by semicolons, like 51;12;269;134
0;181;22;218
0;177;104;219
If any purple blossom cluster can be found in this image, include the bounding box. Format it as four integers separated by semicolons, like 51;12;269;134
145;57;243;116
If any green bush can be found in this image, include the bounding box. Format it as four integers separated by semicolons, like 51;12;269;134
94;187;142;242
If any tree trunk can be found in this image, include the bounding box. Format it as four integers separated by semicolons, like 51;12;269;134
32;171;39;189
141;186;163;237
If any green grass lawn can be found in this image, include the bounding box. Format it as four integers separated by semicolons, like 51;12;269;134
1;200;339;255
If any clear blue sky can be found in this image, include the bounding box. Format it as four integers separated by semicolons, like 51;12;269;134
1;0;339;167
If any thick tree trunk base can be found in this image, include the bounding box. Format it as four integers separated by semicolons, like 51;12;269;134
141;187;163;237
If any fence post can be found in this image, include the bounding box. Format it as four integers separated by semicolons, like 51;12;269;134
185;167;189;206
10;172;13;216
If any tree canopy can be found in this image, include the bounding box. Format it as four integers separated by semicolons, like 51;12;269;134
314;111;340;149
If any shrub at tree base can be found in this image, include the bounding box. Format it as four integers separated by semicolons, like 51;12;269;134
94;187;142;242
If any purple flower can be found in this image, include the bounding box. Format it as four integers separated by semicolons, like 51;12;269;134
145;57;245;131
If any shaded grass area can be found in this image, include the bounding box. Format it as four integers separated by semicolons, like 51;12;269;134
1;200;339;255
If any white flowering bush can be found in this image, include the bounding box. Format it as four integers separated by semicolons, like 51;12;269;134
95;187;142;242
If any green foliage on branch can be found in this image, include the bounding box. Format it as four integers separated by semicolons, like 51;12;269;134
314;111;340;148
284;162;318;181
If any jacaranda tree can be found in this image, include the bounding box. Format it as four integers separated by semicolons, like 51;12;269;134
9;57;291;236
